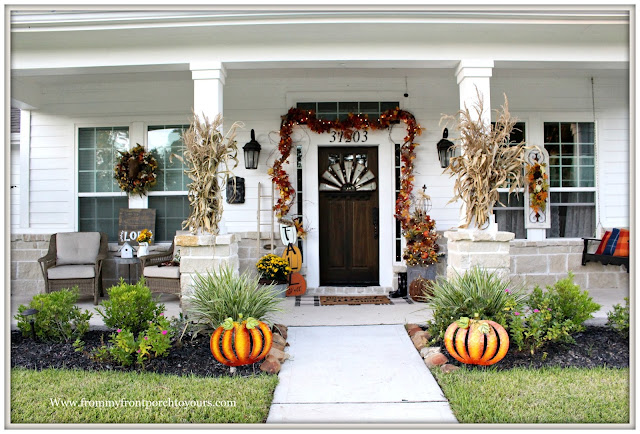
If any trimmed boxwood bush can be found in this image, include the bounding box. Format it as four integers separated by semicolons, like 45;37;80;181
96;278;164;335
15;287;92;342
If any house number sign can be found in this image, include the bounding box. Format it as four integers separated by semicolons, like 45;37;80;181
329;130;368;143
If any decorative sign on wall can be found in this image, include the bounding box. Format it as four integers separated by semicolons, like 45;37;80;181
524;147;551;229
226;176;245;204
118;209;156;245
279;223;298;245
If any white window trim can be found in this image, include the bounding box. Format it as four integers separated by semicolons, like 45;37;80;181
492;113;598;240
74;121;191;239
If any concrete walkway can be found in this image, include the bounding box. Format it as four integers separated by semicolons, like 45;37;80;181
266;324;458;424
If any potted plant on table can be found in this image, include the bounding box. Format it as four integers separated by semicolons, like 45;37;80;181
136;229;153;257
256;254;291;298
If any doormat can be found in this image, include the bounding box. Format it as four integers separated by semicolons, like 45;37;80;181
294;296;413;306
319;295;392;306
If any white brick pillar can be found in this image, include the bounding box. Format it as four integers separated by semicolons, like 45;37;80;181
175;231;240;312
444;230;514;280
189;61;229;235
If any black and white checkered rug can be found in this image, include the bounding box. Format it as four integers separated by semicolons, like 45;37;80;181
294;295;414;306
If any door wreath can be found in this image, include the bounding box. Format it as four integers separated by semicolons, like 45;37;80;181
270;107;422;238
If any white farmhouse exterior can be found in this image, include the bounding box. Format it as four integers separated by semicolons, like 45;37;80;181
9;6;631;297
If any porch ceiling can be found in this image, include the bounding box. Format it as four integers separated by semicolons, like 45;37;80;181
11;8;629;74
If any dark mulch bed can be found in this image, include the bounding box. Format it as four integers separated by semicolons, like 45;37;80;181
11;330;263;378
438;326;629;370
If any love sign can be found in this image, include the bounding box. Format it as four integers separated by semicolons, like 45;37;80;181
118;208;156;245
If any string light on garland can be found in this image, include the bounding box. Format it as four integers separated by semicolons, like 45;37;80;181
114;144;158;196
269;107;423;239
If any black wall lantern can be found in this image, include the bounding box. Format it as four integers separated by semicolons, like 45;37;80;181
436;128;455;169
243;129;261;170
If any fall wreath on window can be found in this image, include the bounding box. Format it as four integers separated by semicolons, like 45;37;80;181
526;162;549;214
114;144;158;196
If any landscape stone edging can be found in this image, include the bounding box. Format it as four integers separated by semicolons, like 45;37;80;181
405;323;459;374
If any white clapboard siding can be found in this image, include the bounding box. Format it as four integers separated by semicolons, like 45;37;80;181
10;136;20;229
21;68;629;235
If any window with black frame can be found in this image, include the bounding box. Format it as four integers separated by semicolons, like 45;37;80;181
493;122;527;238
78;127;130;241
543;122;596;238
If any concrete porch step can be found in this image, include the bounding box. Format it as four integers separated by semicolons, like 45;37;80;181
306;286;393;296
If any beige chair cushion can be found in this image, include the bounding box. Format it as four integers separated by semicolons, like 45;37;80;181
48;265;96;280
56;232;101;265
144;265;180;279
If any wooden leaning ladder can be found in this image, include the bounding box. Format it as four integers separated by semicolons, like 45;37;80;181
256;182;275;252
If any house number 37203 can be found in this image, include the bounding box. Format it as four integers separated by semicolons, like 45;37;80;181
329;130;368;143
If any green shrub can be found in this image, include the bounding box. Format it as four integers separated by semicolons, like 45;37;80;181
188;265;284;333
15;288;92;342
96;278;164;335
91;315;173;368
425;267;527;343
607;297;629;338
508;272;601;354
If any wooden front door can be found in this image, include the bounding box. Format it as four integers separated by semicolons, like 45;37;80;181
319;147;379;286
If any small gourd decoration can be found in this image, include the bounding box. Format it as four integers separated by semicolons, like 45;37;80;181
210;315;273;367
444;317;509;366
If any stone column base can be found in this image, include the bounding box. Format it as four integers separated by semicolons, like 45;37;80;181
444;229;514;280
175;231;240;311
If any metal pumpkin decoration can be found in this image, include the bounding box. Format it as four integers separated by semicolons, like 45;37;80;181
210;315;273;367
444;317;509;366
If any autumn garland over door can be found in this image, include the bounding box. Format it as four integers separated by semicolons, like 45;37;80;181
269;107;422;239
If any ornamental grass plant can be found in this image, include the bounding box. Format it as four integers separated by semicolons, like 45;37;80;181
188;265;284;334
425;267;527;342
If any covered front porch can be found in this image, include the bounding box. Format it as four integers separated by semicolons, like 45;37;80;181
10;9;630;300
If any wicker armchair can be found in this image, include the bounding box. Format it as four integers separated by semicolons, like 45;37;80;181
139;241;182;303
38;232;108;305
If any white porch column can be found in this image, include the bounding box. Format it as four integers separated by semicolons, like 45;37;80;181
190;62;226;118
455;59;494;125
189;61;228;234
446;60;513;280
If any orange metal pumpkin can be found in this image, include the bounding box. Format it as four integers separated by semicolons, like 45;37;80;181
444;318;509;366
210;315;273;367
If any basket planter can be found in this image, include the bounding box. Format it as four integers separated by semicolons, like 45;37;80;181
407;265;437;286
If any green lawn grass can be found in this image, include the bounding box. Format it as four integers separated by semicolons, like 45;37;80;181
433;366;629;424
11;368;279;424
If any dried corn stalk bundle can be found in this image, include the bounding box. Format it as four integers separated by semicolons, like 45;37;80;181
442;92;529;229
179;112;242;234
